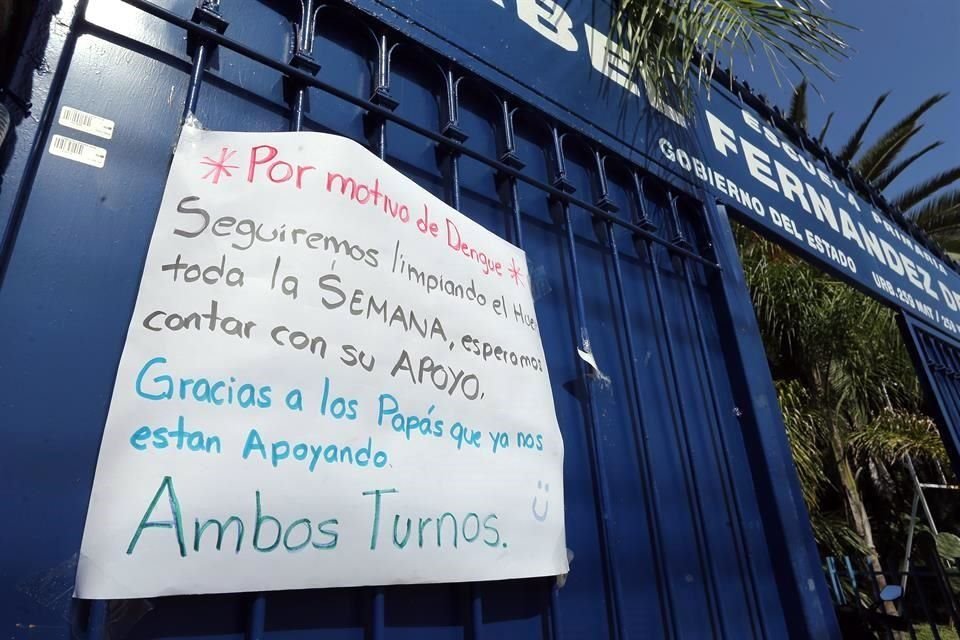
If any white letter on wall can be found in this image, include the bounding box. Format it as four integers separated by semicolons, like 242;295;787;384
584;23;640;95
583;24;685;125
705;111;739;158
515;0;579;52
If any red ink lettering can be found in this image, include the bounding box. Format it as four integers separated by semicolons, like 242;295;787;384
296;165;315;189
417;204;439;237
248;146;311;189
445;218;503;276
325;171;411;223
248;145;278;183
268;161;294;183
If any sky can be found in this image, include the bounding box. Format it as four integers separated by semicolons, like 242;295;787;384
742;0;960;207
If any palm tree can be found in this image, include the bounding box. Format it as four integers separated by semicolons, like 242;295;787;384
607;1;850;111
739;229;947;549
737;226;949;618
787;83;960;251
727;78;960;627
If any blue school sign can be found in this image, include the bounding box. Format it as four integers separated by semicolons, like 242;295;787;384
354;0;960;339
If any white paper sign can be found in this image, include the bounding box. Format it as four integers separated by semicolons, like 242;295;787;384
76;127;567;599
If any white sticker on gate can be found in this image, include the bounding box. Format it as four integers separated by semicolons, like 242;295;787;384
75;126;567;599
49;134;106;168
58;106;115;139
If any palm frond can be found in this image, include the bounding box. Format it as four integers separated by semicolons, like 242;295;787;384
855;93;948;180
857;123;924;182
873;142;943;191
837;92;889;163
892;166;960;212
910;190;960;237
788;79;809;129
776;380;826;507
817;112;834;146
609;0;851;113
849;408;948;464
810;511;867;557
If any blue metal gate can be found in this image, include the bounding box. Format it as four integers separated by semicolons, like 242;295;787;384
902;314;960;476
0;1;838;638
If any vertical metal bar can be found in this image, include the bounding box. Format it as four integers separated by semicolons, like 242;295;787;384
87;599;108;639
673;196;769;638
367;31;391;640
284;0;320;132
496;108;563;640
549;583;563;640
371;588;385;640
936;341;960;450
906;455;939;536
289;91;304;132
497;101;524;249
901;319;960;477
435;69;482;640
931;337;960;426
248;593;266;640
470;587;482;640
365;32;398;162
182;1;226;121
705;204;840;639
556;195;624;640
602;220;675;637
636;189;725;639
914;575;941;640
929;340;960;430
825;557;840;604
549;129;570;192
504;167;524;248
183;43;208;120
290;86;307;132
442;144;461;210
901;489;921;595
545;136;623;637
843;555;860;602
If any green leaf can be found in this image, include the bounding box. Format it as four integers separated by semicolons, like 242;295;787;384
788;79;809;129
838;92;890;163
936;532;960;560
873;142;943;191
892;166;960;212
849;408;947;464
609;0;852;114
855;93;948;180
910;190;960;238
858;123;924;181
817;112;834;146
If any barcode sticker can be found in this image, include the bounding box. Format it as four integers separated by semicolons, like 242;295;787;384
58;106;114;139
49;134;107;168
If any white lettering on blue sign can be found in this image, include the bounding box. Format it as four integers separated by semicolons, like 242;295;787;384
484;0;683;123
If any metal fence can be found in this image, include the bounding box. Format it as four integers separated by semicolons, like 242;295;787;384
826;546;960;639
0;0;839;637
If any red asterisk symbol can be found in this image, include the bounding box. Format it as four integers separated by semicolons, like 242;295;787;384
508;257;525;288
200;147;238;184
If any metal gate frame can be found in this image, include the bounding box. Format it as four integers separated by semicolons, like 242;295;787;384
901;313;960;476
0;1;843;638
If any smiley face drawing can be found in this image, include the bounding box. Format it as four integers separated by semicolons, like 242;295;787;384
532;480;550;522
